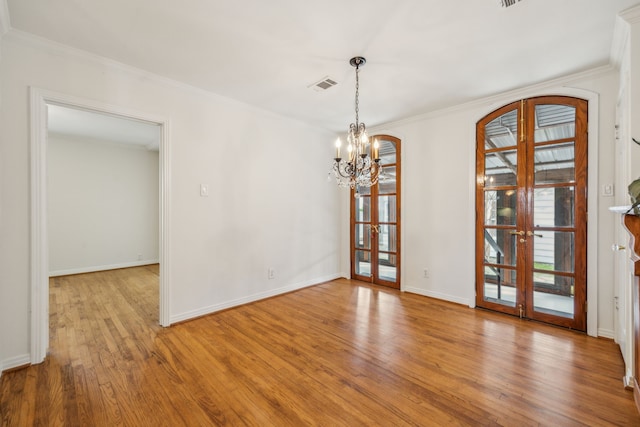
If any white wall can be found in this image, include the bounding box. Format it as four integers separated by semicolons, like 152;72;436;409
48;133;159;276
367;67;619;336
0;32;341;369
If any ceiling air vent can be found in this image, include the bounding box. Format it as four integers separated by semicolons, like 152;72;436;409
501;0;522;7
309;77;338;92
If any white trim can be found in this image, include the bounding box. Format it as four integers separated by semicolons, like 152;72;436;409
0;0;10;37
159;119;171;327
404;286;471;307
170;274;340;324
609;4;640;70
611;15;631;70
620;4;640;25
0;354;30;372
375;65;613;130
585;91;600;338
6;29;323;133
49;260;160;278
598;328;615;340
29;87;172;363
29;88;49;364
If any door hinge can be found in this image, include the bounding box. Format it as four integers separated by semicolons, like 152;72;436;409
585;301;588;313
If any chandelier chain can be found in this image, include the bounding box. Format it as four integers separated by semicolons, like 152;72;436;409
355;63;360;127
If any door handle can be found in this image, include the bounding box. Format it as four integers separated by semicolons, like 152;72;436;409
526;231;543;238
510;230;525;236
612;244;626;251
371;225;380;234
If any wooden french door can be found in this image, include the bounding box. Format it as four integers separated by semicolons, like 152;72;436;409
351;135;401;289
476;96;587;331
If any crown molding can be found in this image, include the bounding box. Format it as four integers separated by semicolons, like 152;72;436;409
4;28;219;99
4;29;333;134
620;4;640;25
0;0;10;37
610;5;640;69
611;15;630;70
370;64;615;130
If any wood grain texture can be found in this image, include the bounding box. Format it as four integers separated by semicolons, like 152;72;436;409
1;266;638;426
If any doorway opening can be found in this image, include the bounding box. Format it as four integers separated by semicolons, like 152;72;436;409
30;88;171;363
351;135;401;289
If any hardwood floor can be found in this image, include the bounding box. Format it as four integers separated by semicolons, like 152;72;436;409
1;266;638;426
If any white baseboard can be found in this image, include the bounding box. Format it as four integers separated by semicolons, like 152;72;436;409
597;328;615;339
170;273;342;324
49;259;159;277
1;353;31;374
623;374;635;390
404;286;472;307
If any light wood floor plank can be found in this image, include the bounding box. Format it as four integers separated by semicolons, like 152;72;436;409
1;265;638;426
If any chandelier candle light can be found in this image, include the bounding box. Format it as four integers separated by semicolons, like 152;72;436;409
331;56;383;197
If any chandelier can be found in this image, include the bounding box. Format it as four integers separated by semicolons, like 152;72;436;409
330;56;382;196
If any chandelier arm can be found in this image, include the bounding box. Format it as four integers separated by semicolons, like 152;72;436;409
334;160;355;180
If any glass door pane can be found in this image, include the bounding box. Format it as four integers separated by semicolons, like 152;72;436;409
532;274;574;318
477;103;522;313
483;267;516;306
533;104;576;143
353;194;372;279
355;250;371;277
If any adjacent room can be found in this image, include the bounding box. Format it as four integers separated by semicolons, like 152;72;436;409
2;0;640;424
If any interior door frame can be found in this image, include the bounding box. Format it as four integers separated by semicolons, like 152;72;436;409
350;134;401;289
29;87;172;363
614;69;633;380
474;87;600;337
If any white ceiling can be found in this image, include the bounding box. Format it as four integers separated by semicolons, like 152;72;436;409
6;0;639;133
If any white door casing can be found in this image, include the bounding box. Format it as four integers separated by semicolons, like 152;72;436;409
29;87;171;363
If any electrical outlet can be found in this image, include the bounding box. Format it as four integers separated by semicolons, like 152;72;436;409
423;268;429;278
268;268;275;279
137;254;143;261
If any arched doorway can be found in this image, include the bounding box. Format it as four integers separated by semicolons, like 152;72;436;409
476;96;587;330
351;135;401;289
